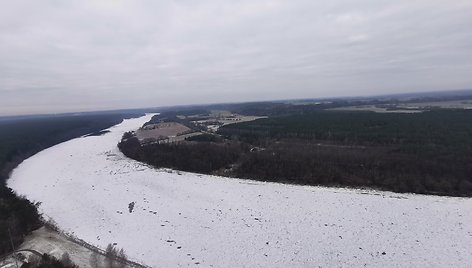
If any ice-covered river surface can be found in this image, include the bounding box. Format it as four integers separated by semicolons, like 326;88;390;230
8;114;472;267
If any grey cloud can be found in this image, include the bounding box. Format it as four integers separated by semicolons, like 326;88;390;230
1;0;471;115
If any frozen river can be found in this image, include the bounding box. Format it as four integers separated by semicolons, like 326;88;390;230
8;114;472;267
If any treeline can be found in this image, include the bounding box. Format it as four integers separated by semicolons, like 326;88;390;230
120;110;472;196
0;113;138;255
0;187;41;255
147;97;430;118
219;110;472;195
23;253;78;268
150;102;343;118
219;110;472;148
234;141;472;195
119;136;243;174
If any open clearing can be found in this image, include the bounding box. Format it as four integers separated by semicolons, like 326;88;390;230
330;99;472;113
136;122;193;141
396;99;472;109
329;105;422;113
8;114;472;267
1;226;144;268
19;227;134;268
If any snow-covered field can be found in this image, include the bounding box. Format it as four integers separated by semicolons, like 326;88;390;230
18;227;112;268
8;114;472;267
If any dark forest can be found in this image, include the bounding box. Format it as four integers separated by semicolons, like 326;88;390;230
120;109;472;197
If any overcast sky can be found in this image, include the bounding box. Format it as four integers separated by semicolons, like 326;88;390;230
1;0;472;115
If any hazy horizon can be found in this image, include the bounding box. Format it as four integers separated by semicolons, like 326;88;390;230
2;87;472;118
1;1;471;116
